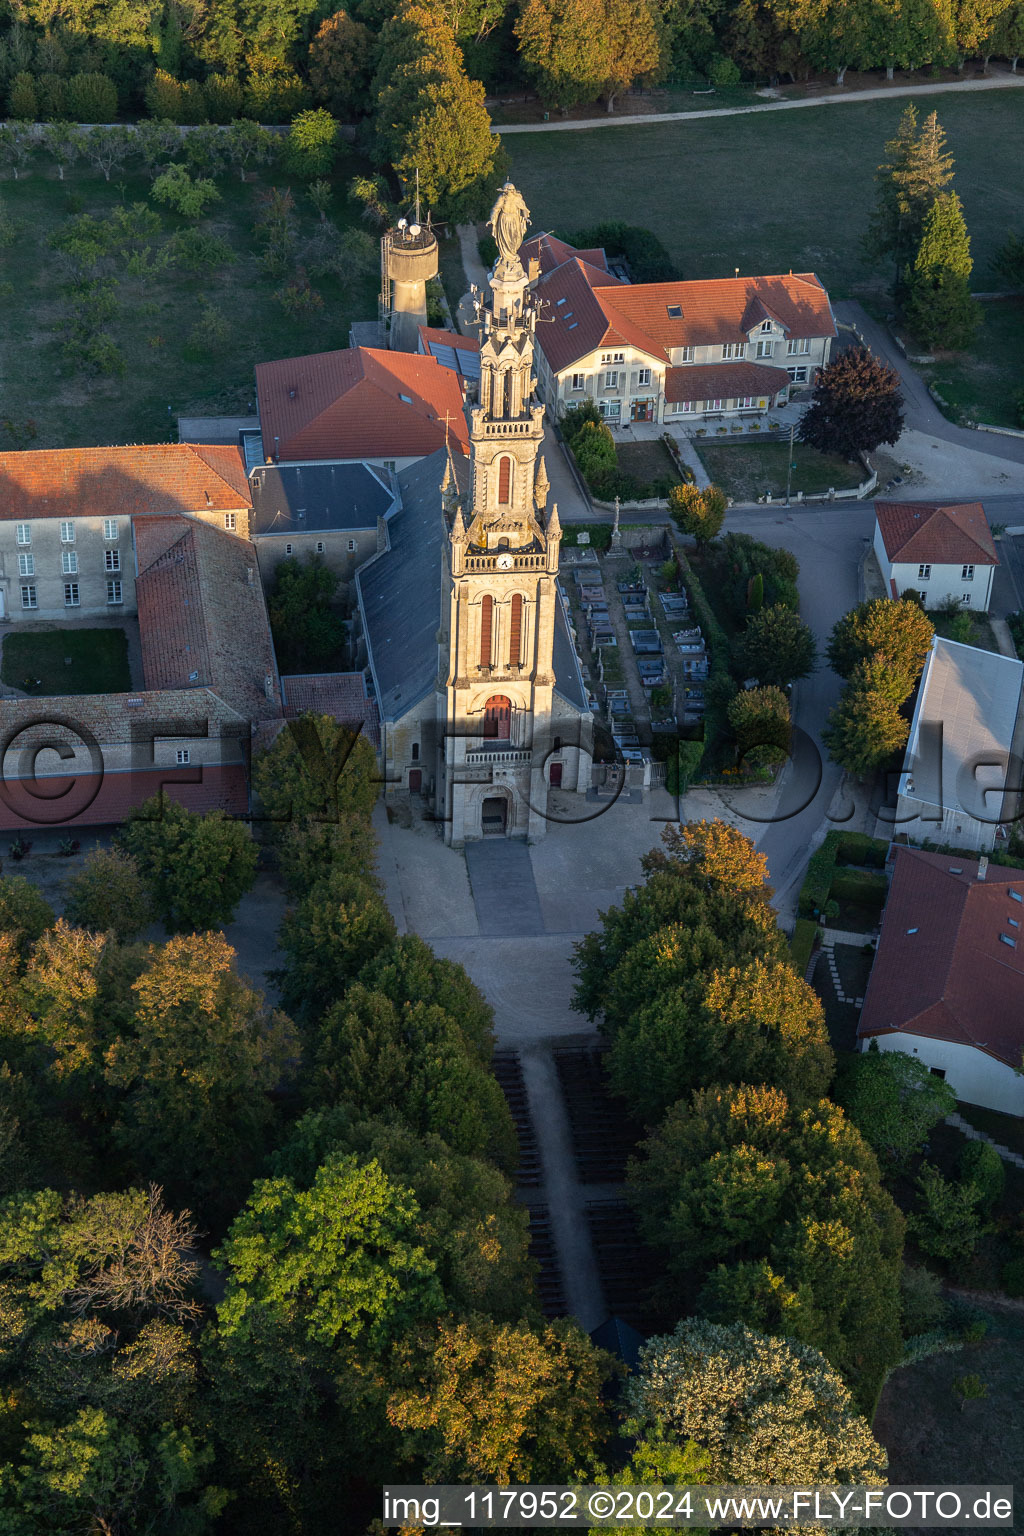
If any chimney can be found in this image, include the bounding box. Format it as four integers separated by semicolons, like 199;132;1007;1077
977;856;989;881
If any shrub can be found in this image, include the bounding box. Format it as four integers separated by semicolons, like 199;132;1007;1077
707;52;742;85
563;220;678;282
243;52;311;122
789;917;818;976
665;737;704;796
66;72;117;123
900;1264;948;1336
8;71;38;119
478;232;498;267
958;1141;1005;1212
1002;1256;1024;1297
145;69;189;122
152;163;220;219
284;107;338;179
203;74;245;124
37;73;68;118
168;227;234;270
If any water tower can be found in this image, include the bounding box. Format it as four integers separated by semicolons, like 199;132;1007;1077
380;181;438;352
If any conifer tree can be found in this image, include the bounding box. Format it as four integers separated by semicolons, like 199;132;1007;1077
867;107;954;288
903;190;980;350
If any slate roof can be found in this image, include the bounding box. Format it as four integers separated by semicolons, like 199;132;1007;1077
521;232;610;277
0;444;251;521
255;346;471;463
281;672;381;748
135;514;281;719
664;360;790;403
534;267;835;374
249;462;396;536
875;501;998;566
858;846;1024;1070
358;448;590;724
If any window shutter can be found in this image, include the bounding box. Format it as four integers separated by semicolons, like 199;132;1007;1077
498;457;511;505
509;593;522;666
480;595;493;667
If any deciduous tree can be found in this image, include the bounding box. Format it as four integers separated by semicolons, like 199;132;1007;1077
669;482;727;547
267;553;345;672
309;9;374;115
732;603;817;687
822;656;910;776
827;596;934;681
253;711;379;825
0;875;55;948
120;797;258;932
386;1316;615;1481
284;106;339;178
626;1319;888;1484
798;345;905;457
63;846;154;940
727;684;790;765
836;1045;957;1165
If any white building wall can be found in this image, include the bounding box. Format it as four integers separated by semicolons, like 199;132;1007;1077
888;559;995;612
867;1032;1024;1116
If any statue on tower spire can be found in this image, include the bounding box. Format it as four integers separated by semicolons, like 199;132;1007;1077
488;182;530;274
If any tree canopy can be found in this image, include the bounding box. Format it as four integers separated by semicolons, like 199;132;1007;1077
119;796;259;932
732;603;817;688
798;345;905;458
827;596;935;682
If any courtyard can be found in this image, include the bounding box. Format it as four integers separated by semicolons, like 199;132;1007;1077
1;624;134;695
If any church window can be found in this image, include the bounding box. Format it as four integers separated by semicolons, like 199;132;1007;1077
509;594;522;666
483;695;512;740
480;594;493;667
412;742;420;760
497;457;512;505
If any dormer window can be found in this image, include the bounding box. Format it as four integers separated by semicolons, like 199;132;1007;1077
760;319;773;332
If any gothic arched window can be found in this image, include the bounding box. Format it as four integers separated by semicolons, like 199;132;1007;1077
497;456;512;505
479;594;493;668
509;593;522;667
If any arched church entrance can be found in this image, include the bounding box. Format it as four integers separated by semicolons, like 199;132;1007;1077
481;794;508;835
483;695;512;740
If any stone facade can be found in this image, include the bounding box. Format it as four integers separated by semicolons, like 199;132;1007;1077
437;184;592;845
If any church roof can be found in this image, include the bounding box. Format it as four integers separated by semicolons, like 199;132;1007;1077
255;346;470;463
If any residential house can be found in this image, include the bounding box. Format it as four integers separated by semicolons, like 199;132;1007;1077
858;846;1024;1116
895;636;1024;852
0;444;252;624
874;500;998;611
254;345;471;470
519;238;836;427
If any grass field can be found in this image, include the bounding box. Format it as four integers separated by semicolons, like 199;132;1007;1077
1;628;131;693
923;298;1024;429
696;439;864;500
0;151;380;449
615;437;681;490
502;90;1024;297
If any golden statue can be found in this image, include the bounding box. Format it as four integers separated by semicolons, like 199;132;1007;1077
488;182;530;268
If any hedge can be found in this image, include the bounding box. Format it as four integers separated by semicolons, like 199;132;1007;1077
835;832;888;868
797;831;841;918
829;869;888;908
675;545;734;774
789;917;819;976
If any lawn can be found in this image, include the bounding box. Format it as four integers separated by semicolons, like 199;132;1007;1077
931;606;1000;652
615;437;681;493
0;150;380;450
502;90;1024;297
922;298;1024;430
696;439;865;502
1;627;131;694
874;1309;1024;1502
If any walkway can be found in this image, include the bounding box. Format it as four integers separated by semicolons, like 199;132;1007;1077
494;71;1024;134
946;1111;1024;1170
465;839;545;936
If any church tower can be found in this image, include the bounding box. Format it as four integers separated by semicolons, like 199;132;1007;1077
439;183;565;844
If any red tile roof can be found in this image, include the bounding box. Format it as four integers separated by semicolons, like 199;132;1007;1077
255;346;470;463
135;514;281;719
875;501;998;566
0;764;248;831
858;846;1024;1069
535;267;835;374
665;360;790;403
281;672;381;748
520;232;610;277
0;444;251;521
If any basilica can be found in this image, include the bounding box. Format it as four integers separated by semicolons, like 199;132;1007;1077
355;184;594;844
